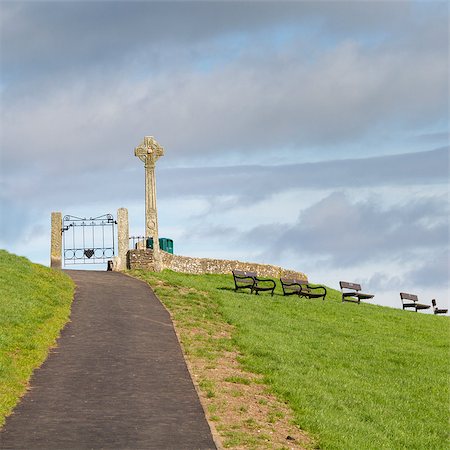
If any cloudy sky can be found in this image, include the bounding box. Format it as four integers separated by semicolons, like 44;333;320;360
1;1;448;311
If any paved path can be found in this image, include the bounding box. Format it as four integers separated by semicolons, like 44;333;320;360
0;271;216;450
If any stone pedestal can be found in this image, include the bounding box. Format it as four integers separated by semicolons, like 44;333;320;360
50;212;62;269
116;207;129;271
127;249;156;270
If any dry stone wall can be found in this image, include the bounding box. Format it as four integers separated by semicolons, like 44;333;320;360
127;249;154;270
127;249;307;281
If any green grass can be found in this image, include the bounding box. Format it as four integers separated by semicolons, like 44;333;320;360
224;376;252;385
0;250;74;426
131;269;450;450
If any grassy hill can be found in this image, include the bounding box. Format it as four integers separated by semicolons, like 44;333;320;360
0;250;74;426
1;252;447;448
131;269;450;450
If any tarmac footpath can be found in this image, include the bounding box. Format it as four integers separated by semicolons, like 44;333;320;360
0;270;217;450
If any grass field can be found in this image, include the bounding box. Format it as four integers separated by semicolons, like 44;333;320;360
0;250;74;426
131;269;450;450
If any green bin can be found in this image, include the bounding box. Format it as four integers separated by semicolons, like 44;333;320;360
146;237;174;254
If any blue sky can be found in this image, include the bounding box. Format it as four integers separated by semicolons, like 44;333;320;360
0;1;448;311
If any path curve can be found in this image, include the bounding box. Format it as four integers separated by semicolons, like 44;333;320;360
0;270;216;450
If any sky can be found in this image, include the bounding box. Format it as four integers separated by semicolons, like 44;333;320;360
0;0;448;312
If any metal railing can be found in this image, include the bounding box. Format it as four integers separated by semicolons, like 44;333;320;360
129;236;149;250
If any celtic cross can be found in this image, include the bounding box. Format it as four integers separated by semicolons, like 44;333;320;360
134;136;165;254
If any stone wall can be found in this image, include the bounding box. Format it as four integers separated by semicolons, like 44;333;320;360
127;249;307;280
127;249;155;270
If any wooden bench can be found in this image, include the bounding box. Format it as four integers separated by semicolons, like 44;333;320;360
340;281;374;304
232;270;255;293
431;299;448;315
232;270;276;296
400;292;430;312
280;278;327;300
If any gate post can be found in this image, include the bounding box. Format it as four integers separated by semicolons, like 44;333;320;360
116;207;129;271
50;212;62;269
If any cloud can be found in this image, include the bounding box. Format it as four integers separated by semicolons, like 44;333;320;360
413;132;449;145
403;250;449;288
1;147;446;225
365;247;449;295
1;1;447;176
0;195;34;243
3;38;447;164
4;1;444;84
0;146;447;244
157;147;449;203
237;190;449;281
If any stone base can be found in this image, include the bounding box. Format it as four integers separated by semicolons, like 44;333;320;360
50;256;62;270
127;249;157;271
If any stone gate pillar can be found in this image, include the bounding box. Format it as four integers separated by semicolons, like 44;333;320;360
50;212;62;269
116;207;129;271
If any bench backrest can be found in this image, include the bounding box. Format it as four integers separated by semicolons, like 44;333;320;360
340;281;361;291
280;278;307;286
400;292;418;302
233;270;256;278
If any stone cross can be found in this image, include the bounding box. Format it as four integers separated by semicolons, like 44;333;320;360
134;136;164;260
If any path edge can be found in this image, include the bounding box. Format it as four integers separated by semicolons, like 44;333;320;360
124;272;224;450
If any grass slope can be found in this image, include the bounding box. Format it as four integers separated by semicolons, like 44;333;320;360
0;250;74;426
131;270;449;450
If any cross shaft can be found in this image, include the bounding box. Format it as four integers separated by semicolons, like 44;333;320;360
134;136;164;260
